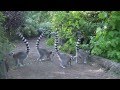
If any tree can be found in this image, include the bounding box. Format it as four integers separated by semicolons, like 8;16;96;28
0;12;13;60
2;11;25;40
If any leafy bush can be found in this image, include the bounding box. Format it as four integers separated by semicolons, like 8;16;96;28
2;11;25;41
91;11;120;62
46;37;54;46
60;38;76;54
48;11;101;54
37;22;52;38
47;11;120;62
39;22;52;30
23;11;52;37
21;26;38;38
0;12;14;60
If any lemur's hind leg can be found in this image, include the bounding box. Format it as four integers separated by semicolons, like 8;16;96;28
37;54;44;61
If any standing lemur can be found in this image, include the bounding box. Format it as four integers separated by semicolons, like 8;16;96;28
75;31;90;64
36;31;54;61
52;30;74;68
9;27;30;67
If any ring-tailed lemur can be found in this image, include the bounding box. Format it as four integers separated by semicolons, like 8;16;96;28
9;32;30;67
36;32;54;61
75;32;90;64
75;34;81;63
54;30;74;68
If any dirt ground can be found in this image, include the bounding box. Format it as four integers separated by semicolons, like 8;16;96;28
7;38;120;79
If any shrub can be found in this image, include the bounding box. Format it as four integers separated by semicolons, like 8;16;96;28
46;38;54;46
0;12;14;60
91;11;120;62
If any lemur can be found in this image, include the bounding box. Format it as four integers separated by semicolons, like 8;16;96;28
53;30;74;68
36;31;54;61
9;31;30;67
75;31;90;64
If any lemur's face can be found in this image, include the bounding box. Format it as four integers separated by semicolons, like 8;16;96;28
8;52;14;56
70;56;76;61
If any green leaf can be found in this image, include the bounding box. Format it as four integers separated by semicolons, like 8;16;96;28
98;12;107;19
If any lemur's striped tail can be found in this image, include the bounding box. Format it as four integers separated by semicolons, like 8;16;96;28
36;32;44;48
76;36;81;51
75;32;83;63
76;31;84;51
16;32;30;54
54;30;60;55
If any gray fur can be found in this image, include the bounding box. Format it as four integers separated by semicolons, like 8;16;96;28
76;49;90;64
9;32;30;67
36;48;54;61
54;30;73;68
36;32;54;61
13;52;28;67
57;52;73;68
75;32;90;64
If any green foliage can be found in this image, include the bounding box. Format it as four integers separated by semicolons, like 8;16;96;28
23;11;52;37
0;12;6;23
48;11;101;54
2;11;25;41
60;39;76;54
91;11;120;62
98;11;107;19
46;38;54;46
22;26;38;38
39;22;52;38
0;12;14;60
46;11;120;62
39;22;52;30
